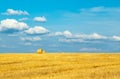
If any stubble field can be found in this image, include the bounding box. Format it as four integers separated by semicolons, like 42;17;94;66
0;53;120;79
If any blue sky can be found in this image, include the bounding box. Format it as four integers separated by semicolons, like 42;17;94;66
0;0;120;52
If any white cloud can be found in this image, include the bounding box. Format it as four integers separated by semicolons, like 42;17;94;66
49;30;108;43
51;30;72;37
0;19;29;32
54;31;120;43
80;6;120;13
2;9;29;15
63;30;72;37
20;36;41;41
19;18;28;21
80;48;101;51
112;36;120;41
51;30;107;40
33;16;46;22
81;6;105;13
25;26;49;35
50;30;114;44
54;32;63;36
74;33;107;40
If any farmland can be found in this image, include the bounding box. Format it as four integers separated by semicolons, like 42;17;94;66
0;53;120;79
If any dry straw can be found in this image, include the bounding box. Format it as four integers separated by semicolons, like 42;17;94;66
37;49;46;54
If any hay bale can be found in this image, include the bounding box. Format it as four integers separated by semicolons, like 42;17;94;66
42;50;46;54
37;49;46;54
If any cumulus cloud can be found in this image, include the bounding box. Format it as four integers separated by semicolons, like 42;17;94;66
24;26;49;35
2;9;29;15
0;19;29;32
51;30;107;40
53;31;120;43
54;32;63;36
19;18;28;21
63;30;72;37
20;36;41;41
73;33;107;40
50;30;108;43
51;30;72;37
112;36;120;41
33;16;46;22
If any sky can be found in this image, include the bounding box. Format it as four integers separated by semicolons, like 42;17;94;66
0;0;120;52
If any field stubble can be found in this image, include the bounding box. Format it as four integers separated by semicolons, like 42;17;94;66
0;53;120;79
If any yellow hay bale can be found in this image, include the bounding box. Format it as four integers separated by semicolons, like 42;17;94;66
37;49;46;54
42;50;46;54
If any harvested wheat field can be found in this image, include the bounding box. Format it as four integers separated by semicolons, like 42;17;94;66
0;53;120;79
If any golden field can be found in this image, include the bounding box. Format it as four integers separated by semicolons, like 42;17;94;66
0;53;120;79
